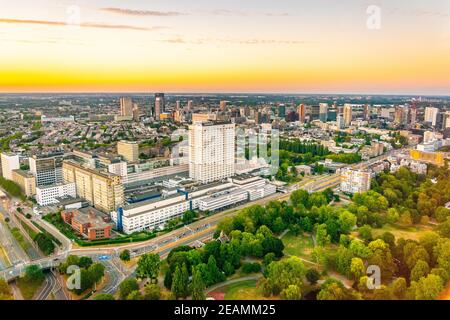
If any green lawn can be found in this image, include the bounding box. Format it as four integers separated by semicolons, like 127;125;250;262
16;277;44;300
10;227;30;251
372;223;433;241
220;279;276;300
282;231;315;259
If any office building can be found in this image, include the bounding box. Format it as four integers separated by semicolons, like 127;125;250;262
444;111;450;129
220;100;227;111
112;176;274;234
36;183;76;206
319;103;328;122
424;107;439;126
298;104;306;123
12;169;36;197
340;168;371;194
120;97;133;117
343;104;353;127
117;140;139;163
1;153;20;180
337;114;345;129
278;105;286;118
189;122;235;183
154;93;165;119
29;153;64;187
62;160;124;212
363;104;370;121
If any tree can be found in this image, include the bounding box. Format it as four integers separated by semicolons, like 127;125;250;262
127;290;143;300
144;284;161;300
338;211;357;234
24;265;44;283
205;256;225;286
317;278;360;300
88;263;105;284
171;264;189;299
290;190;309;208
438;217;450;238
281;284;302;300
390;277;407;300
410;260;429;282
182;210;198;224
76;269;94;294
358;225;373;242
410;274;443;300
386;208;400;224
93;293;115;300
136;253;160;283
434;206;450;223
316;224;331;246
261;236;284;258
0;279;12;300
264;253;276;266
120;250;131;262
350;258;365;280
264;256;306;296
190;267;206;300
305;268;320;285
78;256;93;269
119;278;139;300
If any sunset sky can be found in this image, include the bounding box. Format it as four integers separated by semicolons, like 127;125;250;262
0;0;450;94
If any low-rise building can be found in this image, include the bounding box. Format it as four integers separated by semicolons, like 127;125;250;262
61;207;112;240
112;176;276;234
36;183;76;206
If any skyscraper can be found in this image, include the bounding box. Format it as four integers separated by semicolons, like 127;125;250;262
298;104;306;123
319;103;328;122
363;104;370;121
120;97;133;116
424;106;439;126
188;122;235;183
220;100;227;111
444;111;450;129
29;152;64;187
278;104;286;119
343;104;352;127
409;103;417;127
154;93;165;119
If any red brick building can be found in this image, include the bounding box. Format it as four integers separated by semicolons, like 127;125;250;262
61;207;113;240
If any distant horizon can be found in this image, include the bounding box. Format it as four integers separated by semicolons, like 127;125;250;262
1;91;450;98
1;1;450;94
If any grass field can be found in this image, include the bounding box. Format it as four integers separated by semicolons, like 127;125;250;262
372;223;433;241
282;231;315;259
16;277;44;300
212;279;278;300
10;227;30;251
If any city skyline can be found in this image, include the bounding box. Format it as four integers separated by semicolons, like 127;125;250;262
1;0;450;94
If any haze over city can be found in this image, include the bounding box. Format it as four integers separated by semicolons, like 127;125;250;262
1;0;450;94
